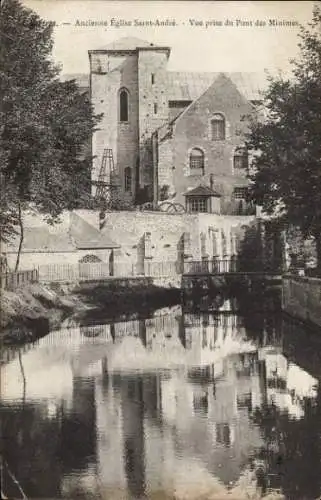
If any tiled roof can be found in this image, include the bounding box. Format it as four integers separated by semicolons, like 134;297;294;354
6;227;74;253
167;71;267;101
70;213;119;249
61;70;266;102
183;185;221;197
6;213;119;252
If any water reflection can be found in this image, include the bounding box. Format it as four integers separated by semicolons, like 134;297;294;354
1;299;321;499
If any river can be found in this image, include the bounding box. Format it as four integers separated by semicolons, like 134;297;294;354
1;293;321;499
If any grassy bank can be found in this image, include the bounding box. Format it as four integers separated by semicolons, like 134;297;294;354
0;282;90;344
1;279;182;345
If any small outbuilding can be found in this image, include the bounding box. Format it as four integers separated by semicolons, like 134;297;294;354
4;212;120;280
183;185;221;214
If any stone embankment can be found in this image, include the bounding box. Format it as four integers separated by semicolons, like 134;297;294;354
282;274;321;328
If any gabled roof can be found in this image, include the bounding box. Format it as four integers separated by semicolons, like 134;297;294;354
6;227;74;253
70;213;119;249
183;185;221;197
167;71;267;102
60;70;266;102
97;37;153;51
6;213;119;253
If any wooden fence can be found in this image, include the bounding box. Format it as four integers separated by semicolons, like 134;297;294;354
38;264;79;282
38;260;179;282
183;259;239;274
144;260;178;277
1;269;39;290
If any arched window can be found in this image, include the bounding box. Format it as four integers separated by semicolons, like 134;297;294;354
79;254;102;263
189;148;205;172
119;88;129;122
233;147;249;171
211;114;225;140
124;167;132;192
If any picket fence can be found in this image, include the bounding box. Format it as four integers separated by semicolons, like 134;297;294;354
1;269;39;290
38;260;179;282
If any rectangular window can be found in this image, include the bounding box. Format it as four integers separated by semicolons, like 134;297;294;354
216;423;231;446
151;73;155;84
188;197;207;213
233;151;249;171
211;114;225;141
190;157;203;170
236;393;252;410
233;187;248;199
154;103;158;114
124;167;132;192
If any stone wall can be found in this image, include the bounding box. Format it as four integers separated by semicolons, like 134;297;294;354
101;210;258;272
282;275;321;328
158;137;175;197
159;74;254;207
138;49;170;188
5;210;274;279
90;52;139;202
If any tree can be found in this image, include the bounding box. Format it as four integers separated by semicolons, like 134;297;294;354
245;3;321;272
0;0;100;270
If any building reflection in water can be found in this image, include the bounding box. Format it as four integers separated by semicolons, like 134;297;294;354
0;300;320;499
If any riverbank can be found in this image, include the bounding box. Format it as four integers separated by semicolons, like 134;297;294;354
0;279;182;345
1;272;282;345
75;278;181;323
1;282;87;344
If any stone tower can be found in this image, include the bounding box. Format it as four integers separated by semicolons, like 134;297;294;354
89;37;170;205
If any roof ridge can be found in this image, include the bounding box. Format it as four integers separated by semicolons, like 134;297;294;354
96;36;156;52
70;212;120;249
183;184;221;197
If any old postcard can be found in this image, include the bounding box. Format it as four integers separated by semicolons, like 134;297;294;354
1;1;320;499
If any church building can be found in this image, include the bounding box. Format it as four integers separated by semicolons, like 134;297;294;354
75;37;265;215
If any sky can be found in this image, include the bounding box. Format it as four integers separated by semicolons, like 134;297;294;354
21;1;316;76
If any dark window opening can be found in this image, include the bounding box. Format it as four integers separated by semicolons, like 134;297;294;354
188;197;208;213
154;103;158;114
151;73;155;84
233;187;249;199
193;392;209;414
234;148;249;171
237;393;252;411
216;423;231;446
124;167;132;192
211;114;225;140
189;148;205;172
79;254;102;263
119;89;129;122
